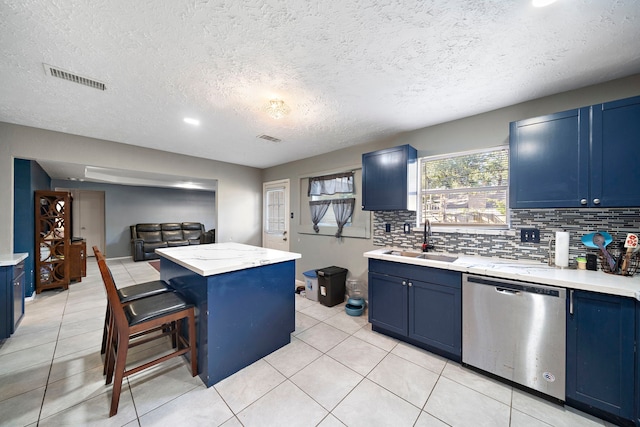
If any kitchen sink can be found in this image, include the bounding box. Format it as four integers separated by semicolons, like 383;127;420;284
382;250;458;263
416;253;458;262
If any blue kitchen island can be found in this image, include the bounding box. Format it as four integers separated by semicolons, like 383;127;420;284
156;243;301;387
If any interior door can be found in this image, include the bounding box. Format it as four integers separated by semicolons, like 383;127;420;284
262;179;290;252
76;190;105;257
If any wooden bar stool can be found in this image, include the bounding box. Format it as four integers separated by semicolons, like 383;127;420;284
94;247;197;417
93;247;172;357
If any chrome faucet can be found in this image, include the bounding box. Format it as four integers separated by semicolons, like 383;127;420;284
422;220;434;252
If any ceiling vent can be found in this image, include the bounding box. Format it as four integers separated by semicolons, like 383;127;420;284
257;134;282;143
43;63;106;91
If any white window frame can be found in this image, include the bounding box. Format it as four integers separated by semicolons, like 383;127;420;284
417;146;510;230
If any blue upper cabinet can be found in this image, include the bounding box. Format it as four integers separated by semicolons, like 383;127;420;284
591;96;640;207
509;108;590;208
509;95;640;209
362;144;417;211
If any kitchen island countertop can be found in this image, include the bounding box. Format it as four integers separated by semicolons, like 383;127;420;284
365;248;640;300
156;242;301;276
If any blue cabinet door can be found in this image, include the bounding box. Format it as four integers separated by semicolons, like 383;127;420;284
408;278;461;360
362;145;417;211
591;95;640;207
509;108;590;208
566;290;634;420
368;272;408;336
0;266;11;340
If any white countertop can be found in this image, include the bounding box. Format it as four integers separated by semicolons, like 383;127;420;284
0;253;28;267
156;242;301;276
365;248;640;300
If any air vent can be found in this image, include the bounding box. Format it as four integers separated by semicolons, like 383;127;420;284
43;64;106;91
257;134;281;143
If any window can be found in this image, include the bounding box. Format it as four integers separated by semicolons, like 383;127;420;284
311;193;354;227
265;187;286;233
418;147;509;227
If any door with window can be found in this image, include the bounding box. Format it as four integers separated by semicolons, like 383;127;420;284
263;180;290;252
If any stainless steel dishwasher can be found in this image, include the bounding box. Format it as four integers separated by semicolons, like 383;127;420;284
462;274;566;400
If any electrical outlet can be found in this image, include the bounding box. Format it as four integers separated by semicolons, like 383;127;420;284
385;223;391;233
520;228;540;243
403;223;411;233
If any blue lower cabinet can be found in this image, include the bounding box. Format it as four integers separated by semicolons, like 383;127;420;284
368;272;408;336
0;266;10;339
566;290;635;422
368;259;462;361
409;279;461;358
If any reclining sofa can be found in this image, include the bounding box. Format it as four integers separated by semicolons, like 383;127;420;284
130;222;215;261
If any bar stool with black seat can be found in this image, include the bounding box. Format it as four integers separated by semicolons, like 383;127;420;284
95;247;172;358
94;248;197;417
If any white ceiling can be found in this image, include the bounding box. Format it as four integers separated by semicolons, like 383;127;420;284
2;0;640;173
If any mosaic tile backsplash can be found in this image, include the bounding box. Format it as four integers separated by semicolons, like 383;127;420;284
373;208;640;267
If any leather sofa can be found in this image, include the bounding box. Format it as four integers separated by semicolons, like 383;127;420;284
130;222;215;261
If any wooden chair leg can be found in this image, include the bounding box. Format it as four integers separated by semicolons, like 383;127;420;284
105;324;118;384
109;330;129;417
188;308;197;377
171;320;178;349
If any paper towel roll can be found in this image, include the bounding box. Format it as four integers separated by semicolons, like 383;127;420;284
555;231;570;268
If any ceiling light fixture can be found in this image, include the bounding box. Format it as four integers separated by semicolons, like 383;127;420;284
532;0;558;7
183;117;200;126
264;99;290;120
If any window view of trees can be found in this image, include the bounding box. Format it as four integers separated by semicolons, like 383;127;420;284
419;147;509;227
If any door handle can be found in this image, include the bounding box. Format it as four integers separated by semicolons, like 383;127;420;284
283;237;288;241
569;290;574;315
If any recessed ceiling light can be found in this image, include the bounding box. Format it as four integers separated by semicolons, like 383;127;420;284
532;0;557;7
183;117;200;126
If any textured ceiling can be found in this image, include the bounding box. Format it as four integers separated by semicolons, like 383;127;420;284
2;0;640;171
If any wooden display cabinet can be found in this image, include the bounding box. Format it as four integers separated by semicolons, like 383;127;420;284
35;191;71;293
69;240;86;282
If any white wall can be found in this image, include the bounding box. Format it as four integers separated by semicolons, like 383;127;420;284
263;74;640;284
0;123;263;256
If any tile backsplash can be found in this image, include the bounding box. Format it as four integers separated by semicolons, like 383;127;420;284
373;208;640;267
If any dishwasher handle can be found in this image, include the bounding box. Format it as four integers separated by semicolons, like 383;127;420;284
495;287;520;295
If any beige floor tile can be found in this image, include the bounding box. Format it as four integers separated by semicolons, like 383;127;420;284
323;310;368;334
368;353;439;408
40;364;112;419
53;328;103;359
38;387;137;426
138;385;234;426
299;302;344;321
317;414;347;426
442;361;512;405
353;323;399;352
0;386;46;426
327;335;388;376
127;359;202;416
49;345;104;383
214;359;286;413
237;380;328;427
0;361;50;402
295;322;349;353
293;311;321;335
0;341;56;375
511;389;605;427
333;378;422;427
424;376;510;427
510;408;554;427
392;341;447;375
263;336;322;377
414;411;450;426
291;354;363;411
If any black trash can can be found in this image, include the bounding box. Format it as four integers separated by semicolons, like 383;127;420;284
316;266;348;307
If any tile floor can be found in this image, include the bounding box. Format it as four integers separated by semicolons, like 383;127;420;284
0;257;614;426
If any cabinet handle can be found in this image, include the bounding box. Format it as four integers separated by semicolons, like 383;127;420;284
569;290;574;315
408;282;413;287
593;198;601;205
580;198;588;205
402;281;407;286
